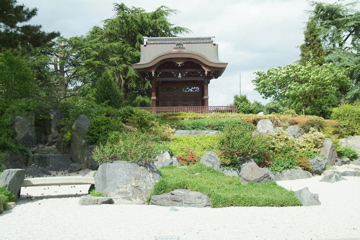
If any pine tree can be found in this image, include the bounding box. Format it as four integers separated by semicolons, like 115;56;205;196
94;72;123;108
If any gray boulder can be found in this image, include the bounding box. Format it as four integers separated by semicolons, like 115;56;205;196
200;152;221;171
352;160;360;166
174;130;220;136
222;168;239;177
320;171;346;183
25;166;51;177
79;195;114;205
320;138;337;166
256;119;274;134
94;161;161;204
150;189;211;208
335;157;351;166
310;156;326;175
70;114;92;168
32;154;72;171
0;152;25;169
339;136;360;159
240;161;272;184
286;125;303;139
0;169;25;200
68;163;82;173
295;187;321;206
86;146;99;170
340;171;360;177
14;116;35;148
272;168;312;181
155;151;179;169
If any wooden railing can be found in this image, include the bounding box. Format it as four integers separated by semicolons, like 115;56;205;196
138;106;237;113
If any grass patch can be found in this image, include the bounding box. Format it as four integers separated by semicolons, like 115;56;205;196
149;163;302;207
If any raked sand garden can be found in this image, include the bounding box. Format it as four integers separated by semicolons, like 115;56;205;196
1;169;360;240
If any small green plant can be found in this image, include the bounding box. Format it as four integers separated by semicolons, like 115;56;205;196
89;190;106;197
87;115;123;145
0;186;15;210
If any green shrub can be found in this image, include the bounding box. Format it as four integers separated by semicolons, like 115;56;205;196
299;119;325;133
336;146;359;161
218;122;270;167
127;108;157;132
267;156;298;173
331;103;360;137
92;131;162;164
149;163;302;207
295;128;325;153
0;186;15;210
87;115;123;145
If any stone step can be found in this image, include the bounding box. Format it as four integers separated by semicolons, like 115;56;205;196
22;176;95;187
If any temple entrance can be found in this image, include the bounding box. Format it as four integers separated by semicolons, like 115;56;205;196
158;81;203;106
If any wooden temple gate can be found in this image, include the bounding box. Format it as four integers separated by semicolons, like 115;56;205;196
132;37;229;113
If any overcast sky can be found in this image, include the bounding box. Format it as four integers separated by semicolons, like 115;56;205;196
18;0;355;106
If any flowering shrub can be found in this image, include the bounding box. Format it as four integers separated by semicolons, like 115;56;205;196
295;128;325;153
176;148;200;166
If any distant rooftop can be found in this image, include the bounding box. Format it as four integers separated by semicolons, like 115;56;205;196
145;37;215;45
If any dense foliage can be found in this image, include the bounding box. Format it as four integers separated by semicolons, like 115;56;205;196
0;186;15;210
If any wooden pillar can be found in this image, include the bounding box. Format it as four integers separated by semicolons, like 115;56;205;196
203;80;209;107
151;80;157;113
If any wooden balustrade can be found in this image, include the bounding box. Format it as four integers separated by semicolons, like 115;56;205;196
138;106;237;113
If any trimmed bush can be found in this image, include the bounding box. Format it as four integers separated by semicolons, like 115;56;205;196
336;145;359;161
331;103;360;137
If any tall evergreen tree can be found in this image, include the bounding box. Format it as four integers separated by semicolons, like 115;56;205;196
300;17;325;65
0;0;59;51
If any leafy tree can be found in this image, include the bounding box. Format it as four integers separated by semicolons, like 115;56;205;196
0;0;59;51
253;60;352;117
310;1;360;102
70;3;190;104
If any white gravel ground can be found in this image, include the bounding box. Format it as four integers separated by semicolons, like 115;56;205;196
1;173;360;240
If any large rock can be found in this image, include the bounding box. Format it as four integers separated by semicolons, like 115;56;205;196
200;152;221;171
0;169;25;200
14;116;35;148
240;161;272;184
0;198;3;214
68;163;82;173
286;125;303;138
70;114;92;168
335;157;351;166
150;189;211;208
222;168;239;177
32;154;72;171
0;152;25;169
174;130;221;136
339;136;360;159
310;156;327;175
295;187;321;206
86;145;99;170
320;171;346;183
94;161;161;204
25;166;51;177
320;138;337;166
272;168;312;181
79;195;114;205
256;119;274;134
155;151;179;169
47;109;64;145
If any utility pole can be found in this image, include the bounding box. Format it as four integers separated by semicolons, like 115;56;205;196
239;73;242;96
